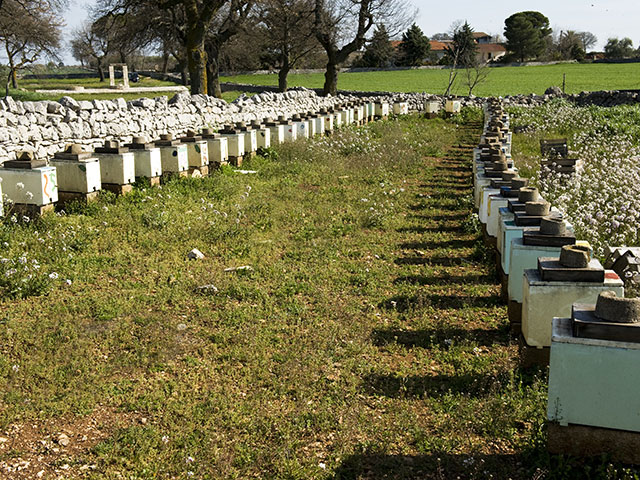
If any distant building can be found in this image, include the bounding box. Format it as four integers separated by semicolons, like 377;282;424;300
389;32;506;65
473;32;494;44
477;43;507;62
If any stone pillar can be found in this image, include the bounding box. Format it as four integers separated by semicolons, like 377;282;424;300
122;65;130;89
109;65;115;87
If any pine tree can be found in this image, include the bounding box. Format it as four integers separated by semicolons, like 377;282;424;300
447;21;477;67
504;11;551;62
397;23;430;66
358;25;394;68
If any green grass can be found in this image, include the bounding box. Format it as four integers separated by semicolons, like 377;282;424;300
7;74;186;102
222;62;640;97
0;114;637;478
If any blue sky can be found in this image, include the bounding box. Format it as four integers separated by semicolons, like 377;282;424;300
59;0;638;65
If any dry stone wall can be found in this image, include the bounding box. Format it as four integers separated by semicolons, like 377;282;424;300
1;86;636;163
0;89;347;162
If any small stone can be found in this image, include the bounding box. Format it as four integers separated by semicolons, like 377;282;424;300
57;433;70;447
187;248;205;260
224;265;254;272
195;284;219;294
140;417;148;425
177;323;187;331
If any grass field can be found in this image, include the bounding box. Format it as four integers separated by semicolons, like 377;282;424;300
222;62;640;97
1;114;638;478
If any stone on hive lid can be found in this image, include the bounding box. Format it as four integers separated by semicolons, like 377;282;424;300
200;127;219;138
291;114;302;121
502;171;518;181
154;133;180;146
523;215;576;246
219;124;239;134
54;143;94;161
95;139;129;154
3;151;48;169
572;292;640;342
180;129;202;142
125;135;154;150
540;216;566;236
595;291;640;323
525;201;550;217
511;177;528;190
235;121;251;131
278;115;292;125
518;187;539;203
560;244;591;268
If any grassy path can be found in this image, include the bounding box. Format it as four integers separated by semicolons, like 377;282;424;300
0;115;553;479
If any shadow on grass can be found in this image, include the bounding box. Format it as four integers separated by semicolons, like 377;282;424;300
394;256;472;266
362;370;511;399
378;293;501;312
399;238;474;249
371;326;510;349
331;452;523;480
393;274;493;286
396;225;463;234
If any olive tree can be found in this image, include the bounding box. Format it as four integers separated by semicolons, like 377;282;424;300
313;0;414;96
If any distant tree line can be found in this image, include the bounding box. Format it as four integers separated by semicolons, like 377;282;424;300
4;1;640;98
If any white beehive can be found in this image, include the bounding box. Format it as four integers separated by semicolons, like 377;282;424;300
94;141;136;185
292;115;309;139
49;145;101;194
154;134;189;173
180;131;209;168
375;102;390;118
424;101;440;114
218;125;246;158
251;122;271;149
264;119;285;144
201;129;229;166
445;100;462;114
393;102;409;115
125;136;162;179
0;156;58;206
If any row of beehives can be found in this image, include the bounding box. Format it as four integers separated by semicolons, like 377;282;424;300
0;98;438;218
475;99;640;464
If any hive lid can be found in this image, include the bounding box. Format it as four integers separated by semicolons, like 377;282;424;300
95;140;129;154
180;130;203;142
125;135;154;150
154;133;180;146
200;128;219;139
3;151;47;169
572;293;640;343
537;257;603;282
53;144;94;161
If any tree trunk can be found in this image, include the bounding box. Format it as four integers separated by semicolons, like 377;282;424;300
278;55;290;92
186;28;207;94
97;63;105;82
206;54;222;98
323;56;338;96
10;68;17;89
162;52;169;73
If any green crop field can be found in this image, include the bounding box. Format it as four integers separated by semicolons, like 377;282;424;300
222;62;640;97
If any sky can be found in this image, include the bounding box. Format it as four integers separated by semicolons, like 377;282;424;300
59;0;640;65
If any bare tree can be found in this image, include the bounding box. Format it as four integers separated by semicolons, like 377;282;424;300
204;0;255;98
261;0;320;92
313;0;413;96
463;59;490;96
0;0;62;94
70;22;113;82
